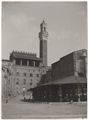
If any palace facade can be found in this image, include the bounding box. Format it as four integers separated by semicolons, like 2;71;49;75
2;20;50;98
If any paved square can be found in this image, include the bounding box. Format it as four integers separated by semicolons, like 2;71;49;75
2;96;87;119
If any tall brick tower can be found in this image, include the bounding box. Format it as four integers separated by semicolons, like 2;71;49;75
39;19;48;66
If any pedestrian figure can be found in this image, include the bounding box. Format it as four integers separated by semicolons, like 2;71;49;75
70;99;73;104
23;87;26;101
30;92;33;102
69;94;73;104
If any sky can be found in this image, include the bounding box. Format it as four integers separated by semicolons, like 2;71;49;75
2;2;87;66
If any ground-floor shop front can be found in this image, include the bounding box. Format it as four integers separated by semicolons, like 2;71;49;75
33;80;87;102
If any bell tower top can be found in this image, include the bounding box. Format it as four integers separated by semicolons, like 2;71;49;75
40;19;47;32
39;19;48;40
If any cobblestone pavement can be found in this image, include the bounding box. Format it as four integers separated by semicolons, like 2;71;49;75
2;95;87;119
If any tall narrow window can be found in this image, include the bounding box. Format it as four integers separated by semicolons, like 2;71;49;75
16;79;19;85
16;72;19;76
29;60;34;66
23;73;26;76
22;59;27;66
23;79;26;85
30;73;33;77
36;74;39;77
30;82;32;86
16;59;20;65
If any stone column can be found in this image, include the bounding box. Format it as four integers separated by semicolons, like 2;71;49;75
13;59;16;65
20;59;22;66
59;85;62;102
27;60;29;66
34;61;35;67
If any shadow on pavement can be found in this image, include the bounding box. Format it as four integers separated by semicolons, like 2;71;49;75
20;98;34;103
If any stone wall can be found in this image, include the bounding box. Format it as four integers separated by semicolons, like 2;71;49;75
52;53;74;80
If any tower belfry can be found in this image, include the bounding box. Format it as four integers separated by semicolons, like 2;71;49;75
39;19;48;66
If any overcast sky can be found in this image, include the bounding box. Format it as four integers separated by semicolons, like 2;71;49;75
2;2;87;66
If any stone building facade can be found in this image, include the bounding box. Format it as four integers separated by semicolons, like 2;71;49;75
2;60;14;99
2;20;49;98
9;51;49;95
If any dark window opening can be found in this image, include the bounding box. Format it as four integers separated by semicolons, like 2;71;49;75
16;72;19;76
23;79;26;85
35;61;40;67
16;59;20;65
30;73;33;77
23;73;26;76
36;74;39;77
30;82;32;85
2;68;5;72
16;81;19;85
44;27;46;31
78;73;85;77
8;79;10;84
29;60;34;66
22;59;27;66
16;79;19;85
4;75;7;79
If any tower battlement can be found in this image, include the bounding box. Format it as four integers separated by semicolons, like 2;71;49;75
39;19;48;40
